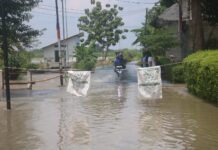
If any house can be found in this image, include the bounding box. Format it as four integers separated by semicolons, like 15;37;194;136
42;33;82;68
158;0;218;60
158;1;190;61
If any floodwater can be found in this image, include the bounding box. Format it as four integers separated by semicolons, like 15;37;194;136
0;64;218;150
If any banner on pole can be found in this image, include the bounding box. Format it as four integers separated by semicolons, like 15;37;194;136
67;71;91;97
137;66;162;99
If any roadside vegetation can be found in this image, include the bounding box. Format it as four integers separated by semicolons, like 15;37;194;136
183;50;218;103
0;0;42;81
74;45;97;71
78;0;128;60
132;0;178;61
0;50;40;70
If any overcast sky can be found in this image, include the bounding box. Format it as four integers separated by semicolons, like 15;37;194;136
29;0;159;50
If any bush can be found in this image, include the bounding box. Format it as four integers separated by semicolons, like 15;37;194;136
183;50;218;103
8;51;38;79
122;49;141;62
161;64;177;82
159;56;171;65
172;65;185;83
74;45;97;71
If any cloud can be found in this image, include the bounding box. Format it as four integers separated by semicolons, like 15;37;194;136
67;0;118;10
67;0;91;10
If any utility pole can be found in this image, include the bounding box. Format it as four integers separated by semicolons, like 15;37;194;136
61;0;66;69
178;0;186;58
55;0;63;86
64;0;69;66
1;0;11;109
145;8;149;24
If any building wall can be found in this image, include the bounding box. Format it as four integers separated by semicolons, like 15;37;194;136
43;36;80;68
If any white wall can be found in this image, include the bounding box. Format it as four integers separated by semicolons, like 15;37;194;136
43;36;80;68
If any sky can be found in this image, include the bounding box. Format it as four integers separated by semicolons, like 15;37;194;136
29;0;159;50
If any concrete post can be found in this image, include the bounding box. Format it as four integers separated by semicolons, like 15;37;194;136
0;70;2;89
27;71;32;89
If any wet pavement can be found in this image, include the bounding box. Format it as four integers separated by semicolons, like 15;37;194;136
0;64;218;150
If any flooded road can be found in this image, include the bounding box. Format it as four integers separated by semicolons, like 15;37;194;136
1;64;218;150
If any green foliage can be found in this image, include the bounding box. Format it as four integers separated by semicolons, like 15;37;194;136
159;57;180;82
78;1;127;58
159;56;171;65
30;49;43;58
121;49;141;62
201;0;218;25
0;60;3;69
161;64;177;82
172;65;185;83
160;0;177;8
132;2;178;56
146;5;166;28
74;45;97;71
0;0;42;49
144;28;178;56
183;50;218;103
8;50;38;69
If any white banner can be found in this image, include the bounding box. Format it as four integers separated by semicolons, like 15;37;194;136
67;71;91;97
137;66;162;99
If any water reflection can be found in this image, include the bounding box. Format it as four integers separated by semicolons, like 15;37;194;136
0;102;40;150
57;98;91;150
1;65;218;150
138;84;162;100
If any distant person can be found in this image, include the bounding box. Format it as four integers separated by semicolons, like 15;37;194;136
141;49;152;67
114;52;126;77
114;52;126;69
148;56;155;67
141;52;147;67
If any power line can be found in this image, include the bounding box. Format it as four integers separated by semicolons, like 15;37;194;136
32;10;80;18
41;4;84;12
39;3;152;15
113;0;156;5
37;6;84;15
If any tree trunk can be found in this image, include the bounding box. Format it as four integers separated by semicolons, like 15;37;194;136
191;0;204;51
1;0;11;109
104;46;109;60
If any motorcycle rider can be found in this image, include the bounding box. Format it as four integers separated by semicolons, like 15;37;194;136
114;52;126;77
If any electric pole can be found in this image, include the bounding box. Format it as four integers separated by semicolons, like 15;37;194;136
55;0;64;86
178;0;186;58
1;0;11;109
64;0;69;67
61;0;66;69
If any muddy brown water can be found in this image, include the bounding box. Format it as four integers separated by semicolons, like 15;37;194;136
0;64;218;150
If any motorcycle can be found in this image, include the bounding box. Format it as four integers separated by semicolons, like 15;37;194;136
114;65;126;80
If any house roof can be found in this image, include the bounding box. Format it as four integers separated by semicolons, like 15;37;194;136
41;33;83;50
159;2;190;21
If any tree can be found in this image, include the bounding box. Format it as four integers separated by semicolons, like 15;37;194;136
191;0;204;51
74;45;97;71
201;0;218;25
133;26;177;56
132;3;177;56
0;0;42;109
0;0;42;50
160;0;177;8
190;0;218;51
78;1;127;59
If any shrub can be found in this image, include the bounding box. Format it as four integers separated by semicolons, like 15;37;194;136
172;65;185;83
74;45;97;71
159;56;171;65
161;63;177;82
159;56;176;81
183;50;218;103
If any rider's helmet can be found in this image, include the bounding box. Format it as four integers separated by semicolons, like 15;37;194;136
118;52;123;59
